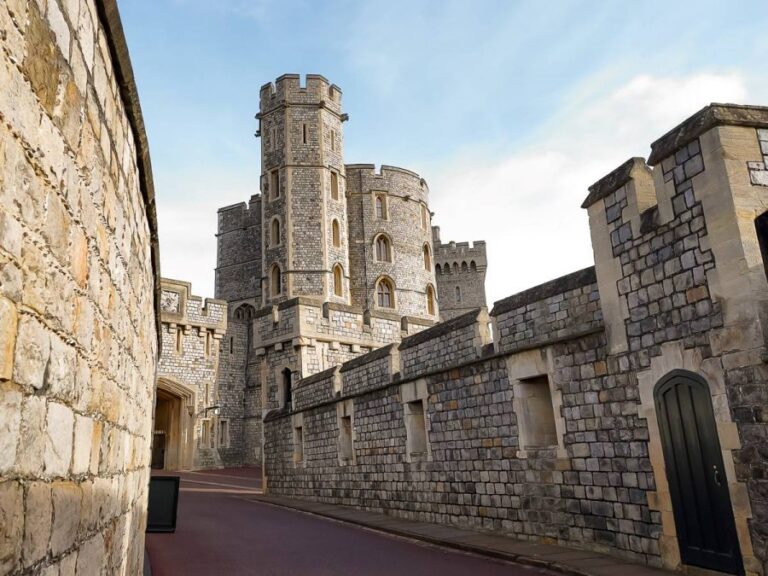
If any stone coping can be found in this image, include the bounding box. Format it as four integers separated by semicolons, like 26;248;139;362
294;366;338;389
338;343;396;373
398;308;482;351
648;103;768;165
97;0;161;335
490;267;597;316
581;157;644;209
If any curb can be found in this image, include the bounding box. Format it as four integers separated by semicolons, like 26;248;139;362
248;496;593;576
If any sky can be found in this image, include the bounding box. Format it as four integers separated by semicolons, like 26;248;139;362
119;0;768;306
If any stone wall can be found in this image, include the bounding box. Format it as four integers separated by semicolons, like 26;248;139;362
156;279;227;470
433;226;488;321
0;0;159;573
262;104;768;576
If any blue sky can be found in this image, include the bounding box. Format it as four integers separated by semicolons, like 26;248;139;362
120;0;768;304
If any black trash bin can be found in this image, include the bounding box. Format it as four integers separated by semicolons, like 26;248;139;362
146;476;180;533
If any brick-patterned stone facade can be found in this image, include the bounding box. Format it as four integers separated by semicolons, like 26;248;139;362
156;279;227;470
0;0;160;574
263;104;768;576
213;74;488;467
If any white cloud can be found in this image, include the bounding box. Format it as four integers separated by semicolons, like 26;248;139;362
428;72;754;306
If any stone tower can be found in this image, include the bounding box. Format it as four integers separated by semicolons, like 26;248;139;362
257;74;350;305
433;226;488;320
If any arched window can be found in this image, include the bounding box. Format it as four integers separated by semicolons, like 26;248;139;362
332;219;341;247
426;285;435;315
376;278;394;308
333;264;343;297
271;264;282;296
453;262;458;274
270;218;280;246
331;171;339;200
375;195;387;220
421;205;428;229
375;235;392;262
470;260;477;272
435;263;442;275
455;286;462;302
423;245;431;271
461;261;468;273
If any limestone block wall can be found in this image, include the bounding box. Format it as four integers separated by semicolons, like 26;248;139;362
157;279;227;470
433;227;488;321
346;164;436;319
0;0;159;574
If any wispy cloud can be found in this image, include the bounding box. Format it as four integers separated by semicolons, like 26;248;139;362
428;72;755;306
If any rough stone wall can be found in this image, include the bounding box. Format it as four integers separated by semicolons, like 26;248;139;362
215;196;262;306
263;105;768;576
0;0;159;573
157;279;227;469
215;312;249;467
346;164;436;319
433;226;488;321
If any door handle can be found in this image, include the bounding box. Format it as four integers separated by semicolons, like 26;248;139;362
713;465;723;487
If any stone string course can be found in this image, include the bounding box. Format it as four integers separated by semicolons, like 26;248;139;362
264;105;768;576
0;0;158;574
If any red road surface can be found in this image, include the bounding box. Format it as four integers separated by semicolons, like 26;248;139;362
146;468;552;576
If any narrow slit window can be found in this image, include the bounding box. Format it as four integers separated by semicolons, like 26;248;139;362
270;218;280;246
333;265;343;297
270;170;280;200
339;415;353;463
332;219;341;247
293;426;304;464
405;400;428;461
271;264;282;296
426;285;435;316
302;123;308;144
331;172;339;200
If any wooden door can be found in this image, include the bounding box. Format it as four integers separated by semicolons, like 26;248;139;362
655;370;743;575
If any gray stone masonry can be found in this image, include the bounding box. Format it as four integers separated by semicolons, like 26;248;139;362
263;104;768;576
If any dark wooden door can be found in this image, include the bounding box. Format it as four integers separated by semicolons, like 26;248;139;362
655;370;743;575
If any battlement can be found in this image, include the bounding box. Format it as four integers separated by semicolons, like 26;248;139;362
345;163;429;200
259;73;342;113
217;195;261;234
159;278;228;334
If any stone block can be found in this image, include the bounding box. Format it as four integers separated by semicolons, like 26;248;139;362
44;401;74;477
22;482;52;567
51;481;82;556
16;394;46;475
13;315;50;389
0;480;23;574
0;384;22;474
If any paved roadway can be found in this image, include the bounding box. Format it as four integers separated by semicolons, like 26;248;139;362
145;468;553;576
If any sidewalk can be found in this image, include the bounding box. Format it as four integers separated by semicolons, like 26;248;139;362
244;493;674;576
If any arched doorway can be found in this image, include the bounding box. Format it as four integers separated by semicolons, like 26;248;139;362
152;379;195;471
654;370;743;575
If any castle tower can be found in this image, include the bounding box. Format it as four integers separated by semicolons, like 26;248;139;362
346;164;438;319
257;74;350;305
432;226;488;321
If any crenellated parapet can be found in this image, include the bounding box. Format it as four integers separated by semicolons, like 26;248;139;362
160;278;228;335
258;73;343;118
